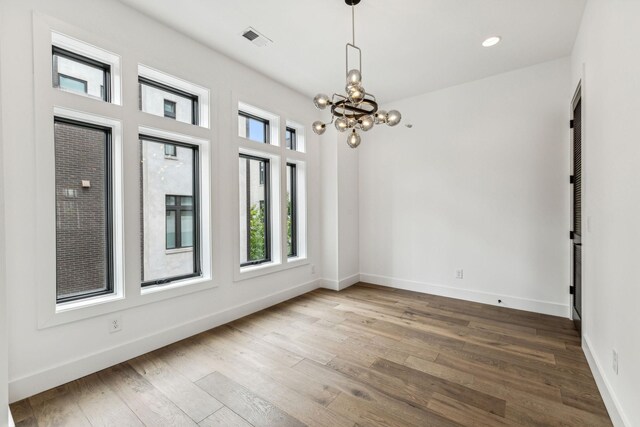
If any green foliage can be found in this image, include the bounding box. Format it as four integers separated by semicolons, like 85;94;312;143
249;203;266;260
287;199;293;256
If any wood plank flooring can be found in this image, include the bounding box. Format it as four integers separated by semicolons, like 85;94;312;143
10;283;612;426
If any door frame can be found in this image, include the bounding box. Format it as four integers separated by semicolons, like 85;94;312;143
570;80;582;331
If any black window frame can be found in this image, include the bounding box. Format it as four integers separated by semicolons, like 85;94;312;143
140;134;202;287
286;127;297;151
164;143;177;157
138;76;199;126
287;163;298;258
239;111;270;144
54;117;114;304
240;153;271;267
165;195;194;250
52;46;111;102
163;99;177;119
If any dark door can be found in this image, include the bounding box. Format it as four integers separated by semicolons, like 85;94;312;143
571;91;582;331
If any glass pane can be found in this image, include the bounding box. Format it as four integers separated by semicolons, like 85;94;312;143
239;156;269;265
181;196;193;206
287;164;295;257
286;128;296;150
141;139;197;283
166;211;176;249
164;99;177;118
59;75;88;93
55;120;111;300
164;144;176;157
140;80;195;125
54;53;106;100
238;113;268;144
181;210;194;247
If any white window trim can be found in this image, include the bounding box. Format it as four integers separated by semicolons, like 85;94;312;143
235;147;283;281
138;126;213;296
40;108;126;318
33;14;219;329
233;97;311;281
285;119;306;153
238;101;280;147
285;159;308;263
52;31;122;105
138;64;210;129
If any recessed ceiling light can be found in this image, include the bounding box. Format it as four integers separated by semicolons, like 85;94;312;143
482;36;502;48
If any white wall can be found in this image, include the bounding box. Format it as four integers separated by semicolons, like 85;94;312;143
337;137;360;284
0;0;321;402
359;58;572;317
571;1;640;425
320;127;360;291
0;2;9;420
320;127;339;286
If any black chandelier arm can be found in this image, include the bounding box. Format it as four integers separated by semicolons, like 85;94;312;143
330;98;378;120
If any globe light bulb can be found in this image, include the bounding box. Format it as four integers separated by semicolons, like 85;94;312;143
335;117;349;132
347;117;357;128
313;94;330;110
312;121;326;135
347;129;361;148
347;84;365;104
360;115;374;131
374;110;388;124
346;69;362;86
386;110;402;127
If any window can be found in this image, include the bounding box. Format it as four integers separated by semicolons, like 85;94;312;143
164;99;177;119
166;196;194;249
59;74;87;93
54;118;113;303
52;46;110;101
139;77;198;125
164;143;177;157
239;154;270;266
238;111;270;144
286;127;297;151
141;135;200;286
287;163;297;257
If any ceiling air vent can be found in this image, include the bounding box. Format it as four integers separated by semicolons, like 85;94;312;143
241;27;272;47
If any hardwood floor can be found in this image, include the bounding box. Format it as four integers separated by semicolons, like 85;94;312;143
10;283;612;426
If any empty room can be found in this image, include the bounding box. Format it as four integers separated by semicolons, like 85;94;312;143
0;0;639;425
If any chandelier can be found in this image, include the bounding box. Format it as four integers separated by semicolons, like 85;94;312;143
311;0;401;148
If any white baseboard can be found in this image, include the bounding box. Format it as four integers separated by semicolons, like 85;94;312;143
339;274;360;290
360;273;569;318
8;409;14;427
319;278;339;291
320;274;360;291
583;335;629;427
9;279;320;403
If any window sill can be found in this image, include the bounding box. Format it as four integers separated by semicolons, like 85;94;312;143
141;275;209;295
235;256;309;282
165;247;193;255
56;292;124;314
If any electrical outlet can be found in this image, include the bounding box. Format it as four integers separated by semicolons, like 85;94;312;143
455;269;464;279
612;349;619;374
109;316;122;333
311;264;316;274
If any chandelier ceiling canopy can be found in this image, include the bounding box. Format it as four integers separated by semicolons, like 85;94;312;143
312;0;401;148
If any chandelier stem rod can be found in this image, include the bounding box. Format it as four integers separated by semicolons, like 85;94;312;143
351;4;355;45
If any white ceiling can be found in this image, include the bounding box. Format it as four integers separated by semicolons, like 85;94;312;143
118;0;586;104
